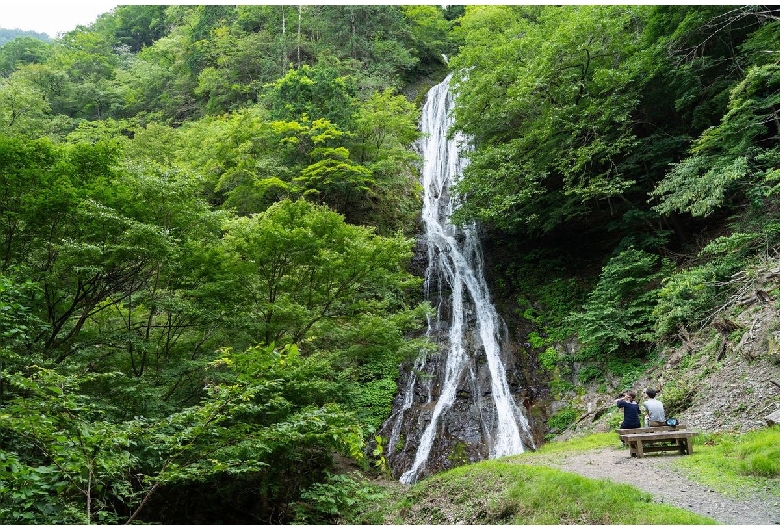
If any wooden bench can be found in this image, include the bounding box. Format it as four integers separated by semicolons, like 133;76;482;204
617;425;687;436
617;426;696;458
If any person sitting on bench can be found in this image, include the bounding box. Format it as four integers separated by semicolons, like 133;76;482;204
643;388;666;427
616;390;641;429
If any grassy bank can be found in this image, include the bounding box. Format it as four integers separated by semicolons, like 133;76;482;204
381;460;714;524
331;426;780;525
675;427;780;498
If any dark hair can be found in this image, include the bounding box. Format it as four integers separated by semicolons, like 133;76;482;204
645;389;657;398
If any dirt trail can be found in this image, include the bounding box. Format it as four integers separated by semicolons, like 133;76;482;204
522;446;779;525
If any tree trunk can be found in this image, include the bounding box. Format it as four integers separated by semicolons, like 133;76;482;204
297;5;302;66
281;6;288;70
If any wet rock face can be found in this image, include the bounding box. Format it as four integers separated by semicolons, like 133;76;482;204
378;280;537;482
379;360;486;479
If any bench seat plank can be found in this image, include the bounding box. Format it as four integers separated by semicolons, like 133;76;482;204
616;425;687;435
621;430;696;440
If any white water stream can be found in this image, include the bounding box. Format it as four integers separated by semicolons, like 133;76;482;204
397;75;533;485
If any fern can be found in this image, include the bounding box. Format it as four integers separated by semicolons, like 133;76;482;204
571;247;669;359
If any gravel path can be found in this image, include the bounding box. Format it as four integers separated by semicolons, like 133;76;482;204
524;446;779;525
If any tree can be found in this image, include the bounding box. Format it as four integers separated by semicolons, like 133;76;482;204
146;108;295;214
652;58;780;218
305;6;418;91
0;70;52;134
0;36;51;76
264;61;358;130
115;32;198;123
0;136;211;372
401;5;451;72
449;5;650;234
0;344;367;524
43;27;121;119
220;198;418;348
349;88;422;233
92;5;170;53
571;248;669;361
0;369;135;524
632;6;780;243
295;145;373;213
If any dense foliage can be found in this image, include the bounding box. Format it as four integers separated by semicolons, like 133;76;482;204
450;5;780;390
1;4;779;524
0;5;450;524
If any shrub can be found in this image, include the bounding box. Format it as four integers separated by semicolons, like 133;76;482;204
654;265;713;337
577;364;603;384
539;346;559;372
606;357;646;390
291;472;388;524
653;256;743;339
659;379;697;417
571;248;669;360
547;406;578;434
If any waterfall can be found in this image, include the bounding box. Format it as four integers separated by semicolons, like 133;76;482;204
390;74;535;486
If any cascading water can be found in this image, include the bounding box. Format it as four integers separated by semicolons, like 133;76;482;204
381;75;535;485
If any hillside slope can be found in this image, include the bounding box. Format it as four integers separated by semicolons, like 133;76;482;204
558;257;780;439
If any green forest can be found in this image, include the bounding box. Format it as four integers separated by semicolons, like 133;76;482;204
0;4;778;524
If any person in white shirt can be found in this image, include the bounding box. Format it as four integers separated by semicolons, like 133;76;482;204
643;388;666;427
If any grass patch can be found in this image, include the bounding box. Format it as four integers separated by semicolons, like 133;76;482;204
384;460;715;524
673;426;780;498
533;431;618;454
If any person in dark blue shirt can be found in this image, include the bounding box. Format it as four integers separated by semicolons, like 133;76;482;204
616;390;641;429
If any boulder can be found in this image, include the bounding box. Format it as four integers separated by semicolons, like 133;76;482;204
764;409;780;426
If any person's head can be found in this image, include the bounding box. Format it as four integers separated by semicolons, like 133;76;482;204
645;389;657;399
625;390;636;401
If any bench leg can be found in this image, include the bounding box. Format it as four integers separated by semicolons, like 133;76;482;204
635;440;644;458
676;437;693;455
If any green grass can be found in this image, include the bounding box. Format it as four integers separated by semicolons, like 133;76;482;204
345;428;780;524
530;428;780;499
382;460;715;524
673;426;780;498
533;431;617;454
